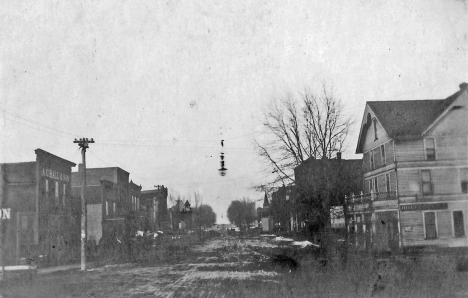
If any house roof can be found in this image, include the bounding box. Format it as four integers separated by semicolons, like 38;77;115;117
367;99;443;139
356;85;466;153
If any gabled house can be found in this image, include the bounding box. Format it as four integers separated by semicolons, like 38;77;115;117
355;82;468;250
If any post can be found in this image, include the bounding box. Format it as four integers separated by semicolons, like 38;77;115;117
74;138;94;271
0;165;5;280
81;147;87;271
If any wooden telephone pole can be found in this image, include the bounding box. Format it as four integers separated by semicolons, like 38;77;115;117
73;138;94;271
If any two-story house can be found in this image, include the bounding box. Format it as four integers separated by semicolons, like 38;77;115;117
355;82;468;250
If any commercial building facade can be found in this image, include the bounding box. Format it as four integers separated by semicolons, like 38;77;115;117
0;149;76;266
71;166;136;245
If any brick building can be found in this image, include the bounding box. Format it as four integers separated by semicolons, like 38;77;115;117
294;154;363;237
140;185;169;231
0;149;76;266
71;166;139;246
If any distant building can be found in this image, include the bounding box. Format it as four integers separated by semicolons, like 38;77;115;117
257;192;272;233
71;166;137;245
0;149;76;266
354;82;468;250
140;185;169;231
294;153;363;238
270;185;297;233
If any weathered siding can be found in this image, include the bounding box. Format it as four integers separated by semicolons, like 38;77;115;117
385;140;395;164
435;136;467;160
395;140;425;162
429;91;468;136
390;171;397;192
363;151;371;173
432;168;459;195
397;169;420;196
401;211;424;245
437;211;452;239
361;107;392;151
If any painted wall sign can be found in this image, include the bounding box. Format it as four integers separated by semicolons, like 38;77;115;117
400;203;448;212
1;208;11;219
41;168;70;182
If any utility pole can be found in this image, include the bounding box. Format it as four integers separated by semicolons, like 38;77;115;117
73;138;94;271
0;165;5;281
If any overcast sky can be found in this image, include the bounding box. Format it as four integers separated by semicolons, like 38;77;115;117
1;0;467;223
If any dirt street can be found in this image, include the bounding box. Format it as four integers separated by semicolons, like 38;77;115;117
2;235;468;298
0;236;292;298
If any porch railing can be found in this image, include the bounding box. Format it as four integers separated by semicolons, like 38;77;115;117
345;190;397;204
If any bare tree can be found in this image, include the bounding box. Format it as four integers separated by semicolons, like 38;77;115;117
226;198;256;230
255;85;354;187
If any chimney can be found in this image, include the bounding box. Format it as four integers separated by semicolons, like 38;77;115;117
460;82;467;90
336;152;342;160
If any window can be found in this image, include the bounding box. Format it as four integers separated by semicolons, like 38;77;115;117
453;211;465;237
462;181;468;194
55;181;59;198
113;203;116;215
62;184;67;207
373;119;378;140
63;184;66;206
373;177;378;193
421;170;433;195
45;179;49;193
380;145;386;165
370;151;375;170
385;173;390;193
424;212;437;239
105;201;109;216
461;168;468;193
426;138;436;160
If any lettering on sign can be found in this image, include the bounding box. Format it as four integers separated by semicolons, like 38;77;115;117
41;168;70;182
1;208;11;219
400;203;448;212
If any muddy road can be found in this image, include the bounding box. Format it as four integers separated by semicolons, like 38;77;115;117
0;236;295;298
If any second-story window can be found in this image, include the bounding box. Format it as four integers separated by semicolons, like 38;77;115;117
426;138;436;160
385;173;390;193
460;168;468;194
370;150;375;170
421;170;433;195
380;145;386;165
63;184;66;207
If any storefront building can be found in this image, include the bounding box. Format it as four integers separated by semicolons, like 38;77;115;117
0;149;76;266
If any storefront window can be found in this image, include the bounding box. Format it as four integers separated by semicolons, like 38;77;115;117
453;211;465;237
424;212;437;239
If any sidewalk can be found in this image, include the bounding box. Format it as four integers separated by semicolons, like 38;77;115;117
38;263;95;275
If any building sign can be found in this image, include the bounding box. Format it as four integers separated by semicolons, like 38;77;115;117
400;203;448;212
42;168;70;182
1;208;11;219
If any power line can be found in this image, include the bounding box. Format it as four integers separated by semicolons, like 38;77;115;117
1;108;80;138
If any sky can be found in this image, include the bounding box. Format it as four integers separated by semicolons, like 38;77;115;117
1;0;467;223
